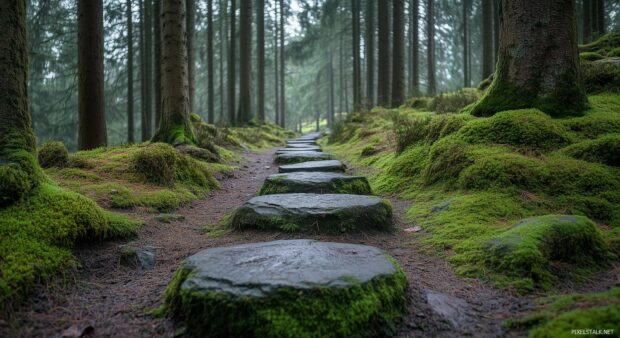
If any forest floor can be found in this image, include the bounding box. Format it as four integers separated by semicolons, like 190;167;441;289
2;147;618;338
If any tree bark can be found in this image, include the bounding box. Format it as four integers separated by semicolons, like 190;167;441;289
377;0;390;106
274;3;280;125
493;0;499;62
0;0;42;204
328;48;335;128
227;0;237;125
391;0;405;107
127;0;135;143
596;0;606;37
153;0;194;144
256;0;265;123
410;0;419;95
78;0;107;150
463;0;470;87
219;0;226;122
186;0;196;113
237;0;252;124
583;0;592;43
482;0;494;79
207;0;215;123
426;0;436;95
471;0;588;117
279;0;286;128
365;0;375;107
154;0;162;129
352;0;361;110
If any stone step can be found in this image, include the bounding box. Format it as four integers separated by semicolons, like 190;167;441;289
275;151;333;164
230;193;393;233
164;239;407;337
285;143;321;149
286;139;318;146
259;172;372;195
275;148;321;155
279;160;346;173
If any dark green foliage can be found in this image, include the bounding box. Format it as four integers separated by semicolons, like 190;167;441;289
581;60;620;93
608;48;620;57
579;32;620;55
0;164;33;207
423;136;472;185
360;145;378;156
428;88;481;113
403;96;431;109
579;52;605;61
561;134;620;166
37;141;69;168
391;114;431;153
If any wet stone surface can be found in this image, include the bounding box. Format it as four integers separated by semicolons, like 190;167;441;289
285;144;321;150
275;151;334;164
279;160;346;173
260;172;372;195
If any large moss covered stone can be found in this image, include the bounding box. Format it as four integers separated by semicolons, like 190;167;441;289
230;193;393;233
279;160;346;173
165;239;408;338
275;151;334;164
259;172;372;195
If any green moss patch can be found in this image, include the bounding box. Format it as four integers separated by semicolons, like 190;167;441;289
37;141;69;168
560;134;620;167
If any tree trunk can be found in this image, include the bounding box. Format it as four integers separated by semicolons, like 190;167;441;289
207;0;215;123
493;0;499;62
583;0;592;43
596;0;606;37
410;0;419;95
256;0;265;123
139;0;152;141
471;0;588;117
365;0;375;107
154;0;162;129
377;0;390;106
237;0;252;124
482;0;494;79
391;0;404;107
0;0;42;204
219;0;226;122
463;0;470;87
352;0;361;110
426;0;436;95
186;0;196;113
328;48;335;128
145;0;153;138
127;0;135;143
227;0;237;125
78;0;107;150
153;0;194;144
279;0;286;128
274;3;280;125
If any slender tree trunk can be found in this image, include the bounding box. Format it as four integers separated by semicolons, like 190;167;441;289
0;0;42;203
493;0;499;63
365;0;375;107
426;0;436;95
583;0;592;43
339;32;345;114
377;1;390;106
328;48;335;127
186;0;196;113
228;0;237;125
140;0;151;141
256;0;265;123
471;0;588;117
145;0;153;137
154;0;162;129
410;0;419;95
219;0;226;122
482;0;494;79
78;0;107;150
274;3;280;125
153;0;194;144
463;0;470;87
207;0;215;123
391;0;404;107
279;0;285;128
596;0;606;36
315;73;320;131
127;0;134;143
237;0;252;124
352;0;361;110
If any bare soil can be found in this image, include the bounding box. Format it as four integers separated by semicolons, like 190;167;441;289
2;148;617;338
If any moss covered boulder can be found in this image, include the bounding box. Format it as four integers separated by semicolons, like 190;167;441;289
231;193;393;233
259;172;372;195
164;239;408;338
275;151;334;164
285;143;321;150
279;160;346;173
483;215;608;291
560;134;620;167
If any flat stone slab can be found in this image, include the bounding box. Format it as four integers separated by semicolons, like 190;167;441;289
286;139;318;145
285;143;321;150
279;160;346;173
165;239;408;337
230;193;393;233
275;151;334;164
259;172;372;195
275;148;321;155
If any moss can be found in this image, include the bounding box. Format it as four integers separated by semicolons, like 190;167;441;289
530;305;620;337
579;52;605;61
360;145;378;157
580;32;620;55
560;134;620;166
458;109;572;151
561;94;620;138
37;141;69;168
423;136;472;186
142;191;185;213
0;147;43;207
153;123;197;147
0;184;140;311
580;60;620;93
479;215;609;292
608;47;620;57
163;261;408;338
428;88;481;114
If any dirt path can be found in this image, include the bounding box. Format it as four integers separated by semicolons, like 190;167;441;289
2;147;589;338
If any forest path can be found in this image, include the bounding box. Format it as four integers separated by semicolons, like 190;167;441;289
4;146;536;337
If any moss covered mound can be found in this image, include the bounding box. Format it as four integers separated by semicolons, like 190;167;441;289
482;215;608;291
0;184;141;311
37;141;69;168
458;109;572;151
164;240;408;338
561;134;620;167
230;193;393;233
580;32;620;56
259;172;372;195
581;59;620;93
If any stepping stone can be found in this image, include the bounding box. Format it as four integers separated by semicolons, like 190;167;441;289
275;151;333;164
164;239;408;337
286;139;318;146
230;193;393;233
259;172;372;195
275;148;321;155
279;160;346;173
285;143;321;150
